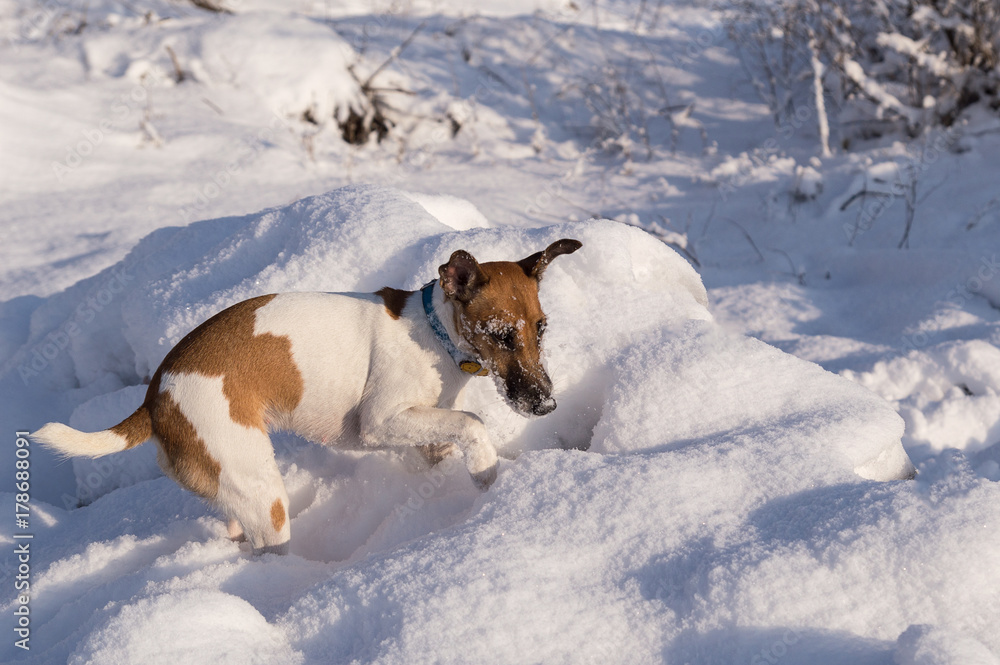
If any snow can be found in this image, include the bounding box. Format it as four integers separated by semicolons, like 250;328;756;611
894;625;1000;665
591;322;911;481
844;340;1000;457
69;590;304;665
2;0;1000;663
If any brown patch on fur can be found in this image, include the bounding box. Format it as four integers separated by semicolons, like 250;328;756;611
155;295;304;431
450;260;555;414
270;498;286;532
375;287;413;320
110;405;153;449
139;295;303;500
460;261;546;368
148;374;221;499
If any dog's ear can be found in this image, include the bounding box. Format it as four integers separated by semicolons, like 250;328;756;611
439;250;487;303
517;239;582;281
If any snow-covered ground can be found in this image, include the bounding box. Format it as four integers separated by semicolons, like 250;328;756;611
2;1;999;663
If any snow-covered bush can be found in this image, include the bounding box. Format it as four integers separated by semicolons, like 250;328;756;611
726;0;1000;150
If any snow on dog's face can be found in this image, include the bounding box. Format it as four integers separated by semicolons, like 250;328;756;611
439;239;581;417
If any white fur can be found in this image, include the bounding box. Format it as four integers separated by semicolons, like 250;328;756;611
253;287;498;484
161;371;292;552
31;422;130;458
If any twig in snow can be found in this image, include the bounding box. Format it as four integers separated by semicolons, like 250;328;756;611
840;188;874;211
966;196;1000;230
140;116;163;147
898;147;922;249
189;0;231;14
808;34;831;157
709;216;766;263
359;22;425;90
768;247;805;285
655;214;701;268
201;97;224;115
165;45;185;83
340;22;425;145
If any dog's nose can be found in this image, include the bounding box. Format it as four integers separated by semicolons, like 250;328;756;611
532;397;556;416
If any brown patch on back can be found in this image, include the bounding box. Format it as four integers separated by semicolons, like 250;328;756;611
155;295;305;431
110;405;153;449
375;287;413;320
148;375;222;499
270;498;286;532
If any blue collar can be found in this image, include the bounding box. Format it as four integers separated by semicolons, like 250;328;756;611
421;281;488;376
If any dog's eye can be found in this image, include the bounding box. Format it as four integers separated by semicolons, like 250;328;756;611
536;319;547;339
490;328;516;350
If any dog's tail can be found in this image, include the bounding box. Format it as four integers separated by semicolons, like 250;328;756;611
32;405;152;458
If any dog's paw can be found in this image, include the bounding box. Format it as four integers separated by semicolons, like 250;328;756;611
253;541;290;556
471;461;498;491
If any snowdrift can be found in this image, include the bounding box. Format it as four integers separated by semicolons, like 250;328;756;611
5;186;998;665
10;184;910;501
80;10;367;129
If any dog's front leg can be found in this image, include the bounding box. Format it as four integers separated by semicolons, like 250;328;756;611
363;406;499;490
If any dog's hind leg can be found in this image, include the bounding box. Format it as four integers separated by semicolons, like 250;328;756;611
214;429;291;555
227;518;247;542
152;374;291;554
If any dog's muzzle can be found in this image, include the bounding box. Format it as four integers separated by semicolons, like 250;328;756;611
531;396;557;416
506;368;557;417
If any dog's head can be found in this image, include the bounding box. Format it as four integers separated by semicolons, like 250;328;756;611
439;239;581;417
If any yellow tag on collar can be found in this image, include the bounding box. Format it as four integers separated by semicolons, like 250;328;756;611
460;361;489;376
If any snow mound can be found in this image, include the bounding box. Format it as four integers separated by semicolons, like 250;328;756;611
894;625;1000;665
400;191;492;231
83;11;367;126
12;185;911;509
279;448;997;664
69;590;303;665
2;186;945;665
193;13;366;126
592;322;913;481
844;340;1000;457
